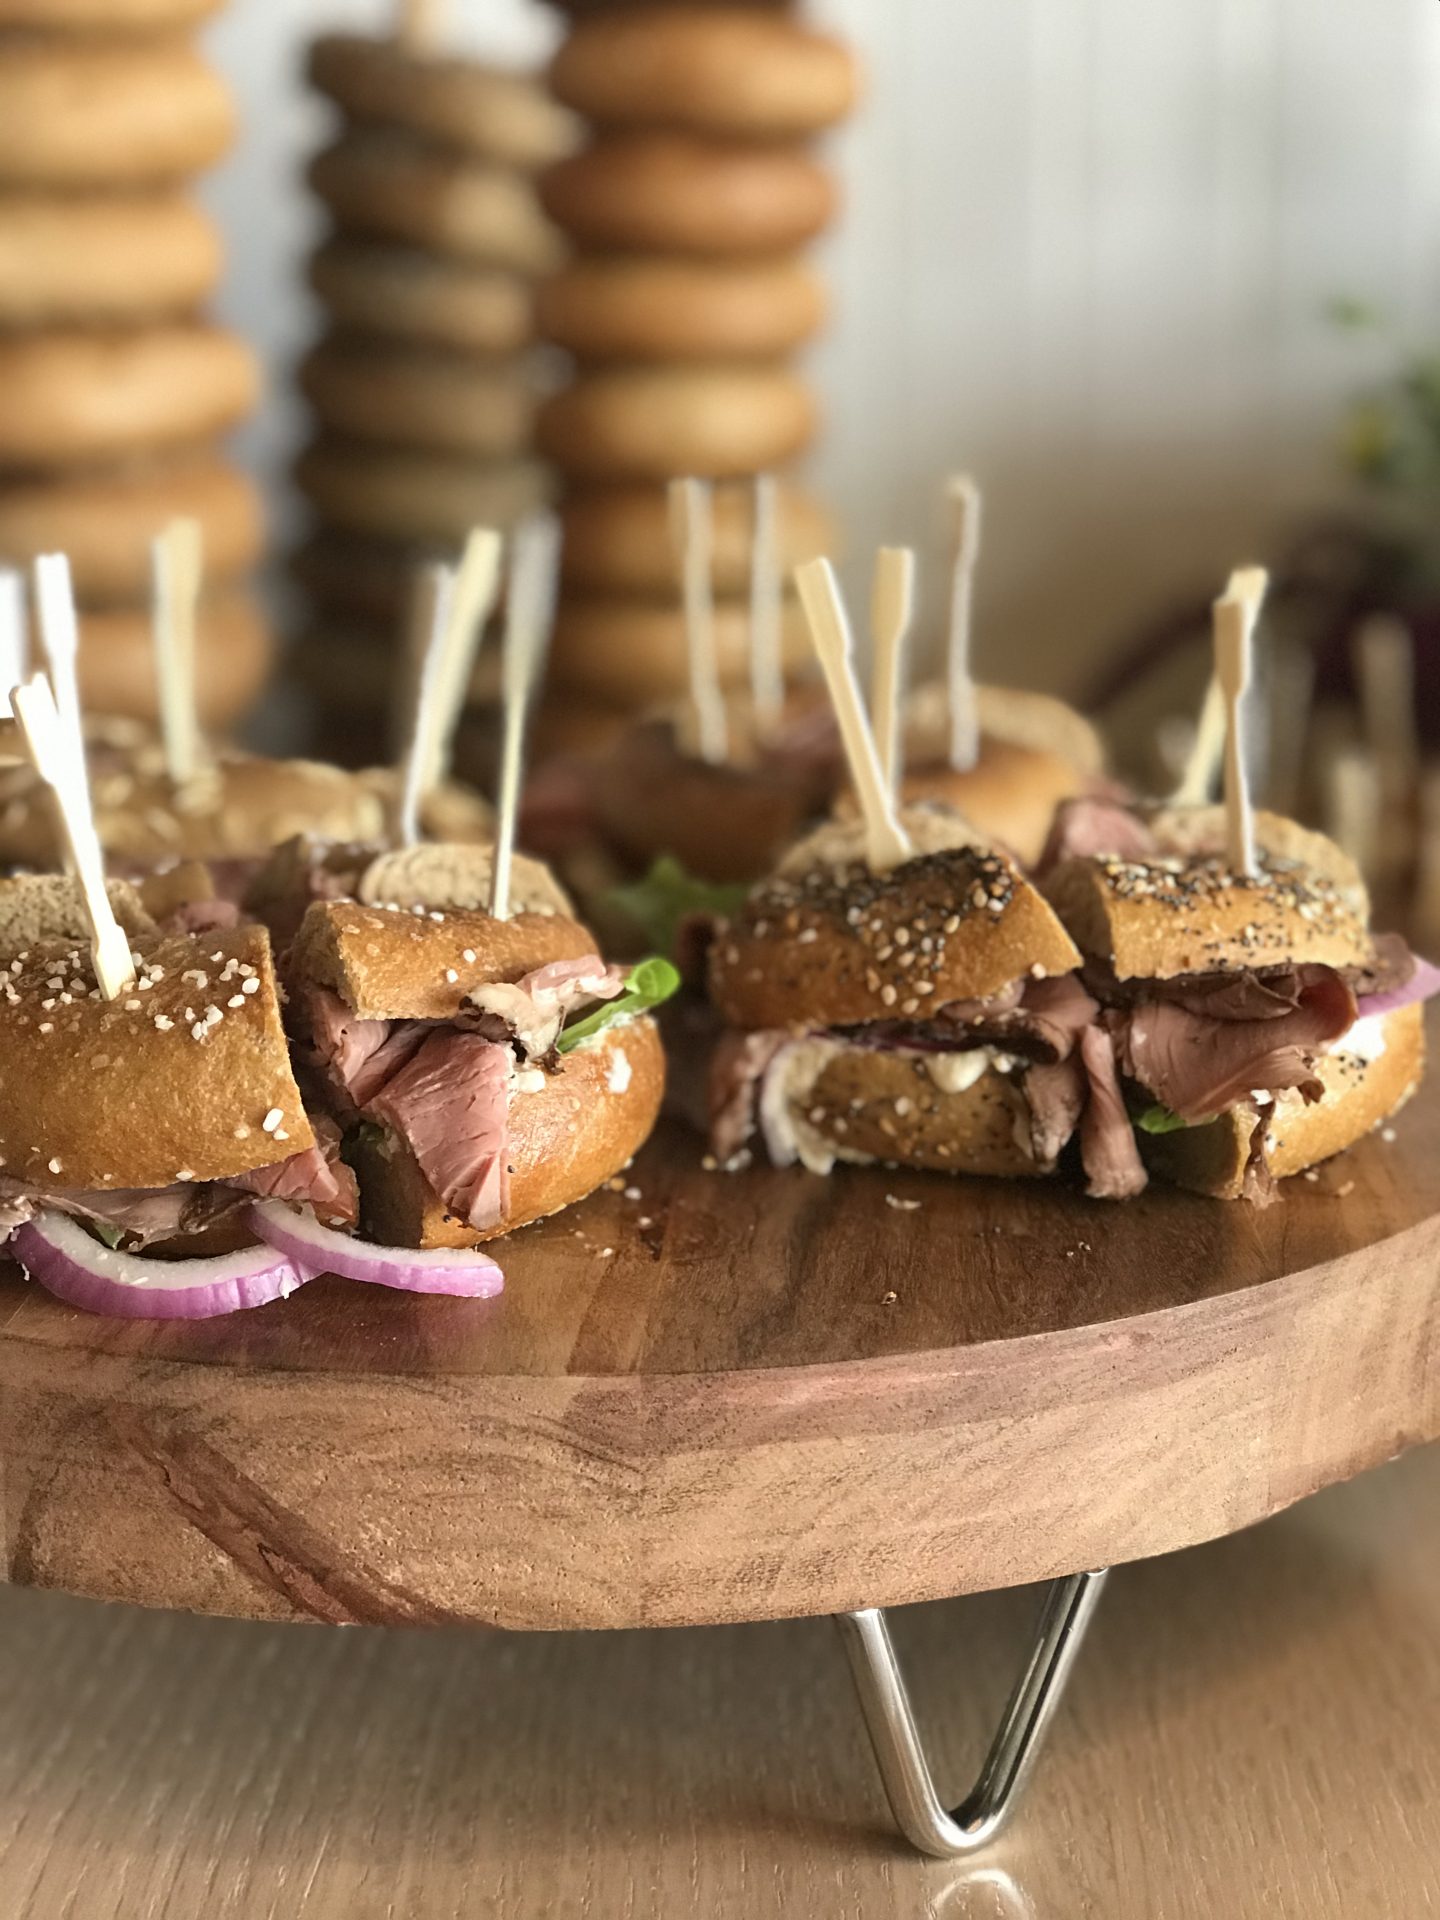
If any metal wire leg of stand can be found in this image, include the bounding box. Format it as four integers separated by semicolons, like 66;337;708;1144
835;1568;1109;1859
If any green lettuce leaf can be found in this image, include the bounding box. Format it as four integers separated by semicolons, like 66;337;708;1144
557;956;681;1054
1134;1103;1189;1135
604;856;749;957
86;1219;127;1249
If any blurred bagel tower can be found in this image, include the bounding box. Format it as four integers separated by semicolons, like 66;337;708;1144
535;1;859;757
291;1;577;767
0;0;268;732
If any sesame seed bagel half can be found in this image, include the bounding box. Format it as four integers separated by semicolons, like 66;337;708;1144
349;1020;665;1248
0;924;310;1193
1043;850;1373;981
708;810;1081;1033
288;898;598;1023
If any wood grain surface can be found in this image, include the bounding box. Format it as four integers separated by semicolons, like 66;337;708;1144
0;1444;1435;1920
1;1027;1437;1630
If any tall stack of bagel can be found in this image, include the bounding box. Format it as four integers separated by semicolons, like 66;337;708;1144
0;0;269;730
292;28;577;763
534;3;858;750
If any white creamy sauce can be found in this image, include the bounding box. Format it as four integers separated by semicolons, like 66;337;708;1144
606;1048;632;1095
1333;1013;1388;1065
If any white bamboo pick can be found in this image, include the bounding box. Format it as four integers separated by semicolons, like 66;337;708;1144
490;514;560;921
749;473;783;731
32;553;84;767
150;516;205;785
10;675;134;998
1213;565;1268;878
945;475;982;771
668;477;727;765
870;546;915;800
795;558;912;872
0;567;25;697
426;525;504;794
398;562;455;848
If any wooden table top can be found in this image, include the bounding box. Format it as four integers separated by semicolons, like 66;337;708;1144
3;1022;1438;1629
0;1441;1434;1920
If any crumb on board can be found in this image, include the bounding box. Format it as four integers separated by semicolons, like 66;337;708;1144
1382;1127;1397;1143
1334;1180;1355;1198
881;1289;898;1305
885;1194;922;1212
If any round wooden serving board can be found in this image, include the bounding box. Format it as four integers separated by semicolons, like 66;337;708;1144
2;1038;1437;1632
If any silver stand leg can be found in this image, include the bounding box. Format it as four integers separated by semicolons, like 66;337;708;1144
835;1568;1108;1859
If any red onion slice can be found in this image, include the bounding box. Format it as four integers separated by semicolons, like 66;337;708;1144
1357;956;1440;1021
11;1212;312;1320
249;1201;504;1297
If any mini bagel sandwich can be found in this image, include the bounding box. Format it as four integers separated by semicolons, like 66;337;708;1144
283;842;676;1247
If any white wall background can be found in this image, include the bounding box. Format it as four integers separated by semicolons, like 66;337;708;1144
200;0;1440;696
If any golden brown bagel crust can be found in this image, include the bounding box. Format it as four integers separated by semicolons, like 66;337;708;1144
896;741;1088;869
546;594;808;705
540;134;837;255
299;337;538;458
1139;1003;1424;1198
1145;806;1370;917
904;681;1107;782
550;9;858;139
0;924;311;1193
0;456;262;603
309;240;535;354
539;365;817;481
0;194;223;327
295;438;550;544
309;131;562;274
0;0;220;26
0;41;235;188
709;842;1081;1032
308;33;578;170
77;593;271;732
799;1046;1047;1179
290;900;599;1023
560;480;832;595
1043;851;1373;980
537;254;826;363
0;328;258;471
350;1020;664;1248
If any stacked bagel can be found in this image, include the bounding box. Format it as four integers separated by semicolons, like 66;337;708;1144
292;29;577;763
0;0;269;729
534;3;857;748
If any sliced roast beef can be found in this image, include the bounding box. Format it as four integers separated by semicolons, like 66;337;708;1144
366;1030;512;1230
167;898;243;936
301;986;430;1113
1037;796;1157;874
231;1116;359;1226
1111;966;1357;1121
1076;1025;1148;1199
1023;1057;1086;1169
1345;931;1416;1001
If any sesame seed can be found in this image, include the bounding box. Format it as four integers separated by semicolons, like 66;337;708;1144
274;1129;289;1143
38;1021;52;1034
880;984;898;1007
262;1108;283;1133
47;1158;61;1174
228;995;245;1008
153;1015;174;1032
445;968;458;983
241;978;258;995
462;948;476;964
